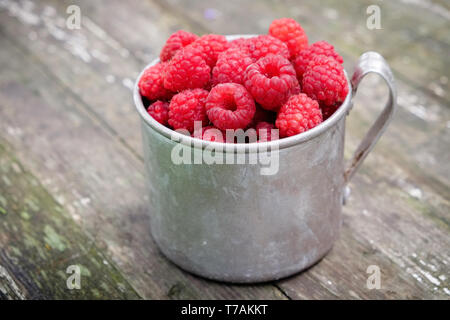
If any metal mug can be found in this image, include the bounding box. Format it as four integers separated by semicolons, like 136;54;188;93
133;36;397;283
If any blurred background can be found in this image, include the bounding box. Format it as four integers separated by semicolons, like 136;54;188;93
0;0;448;299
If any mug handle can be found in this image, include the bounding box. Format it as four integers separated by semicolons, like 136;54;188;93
344;52;397;186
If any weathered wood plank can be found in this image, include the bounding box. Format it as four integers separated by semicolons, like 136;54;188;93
279;146;450;299
0;0;205;154
350;76;450;193
0;0;448;299
0;29;285;300
0;140;140;299
309;0;450;103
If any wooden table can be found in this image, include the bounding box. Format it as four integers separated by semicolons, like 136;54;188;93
0;0;448;299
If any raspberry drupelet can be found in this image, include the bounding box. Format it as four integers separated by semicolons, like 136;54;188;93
246;35;290;61
293;41;343;80
163;47;211;92
187;34;229;67
138;63;172;101
275;93;323;138
302;55;348;106
147;101;169;126
212;47;254;86
244;54;300;111
168;88;209;132
205;83;256;130
228;37;251;53
160;30;199;62
269;18;308;59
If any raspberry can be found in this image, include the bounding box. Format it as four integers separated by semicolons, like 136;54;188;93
193;125;224;142
211;48;254;86
139;63;172;100
244;54;299;111
163;47;211;92
302;55;348;106
160;30;199;62
147;101;169;125
246;35;290;61
168;89;209;132
188;34;229;67
293;41;343;80
269;18;308;59
256;121;277;142
228;37;251;53
275;93;323;137
320;102;340;120
206;83;256;130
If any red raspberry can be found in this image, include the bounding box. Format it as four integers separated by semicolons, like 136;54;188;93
275;93;323;137
293;41;343;80
269;18;308;59
206;83;256;130
256;121;277;142
139;63;172;100
188;34;229;67
147;101;169;125
302;55;348;106
160;30;199;62
163;47;211;92
228;37;251;53
320;103;340;120
246;35;290;61
244;54;299;111
168;89;209;132
211;48;254;86
193;125;224;142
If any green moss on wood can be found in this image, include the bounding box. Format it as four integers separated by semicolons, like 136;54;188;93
0;142;141;299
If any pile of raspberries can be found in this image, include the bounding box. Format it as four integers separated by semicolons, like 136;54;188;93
139;18;348;143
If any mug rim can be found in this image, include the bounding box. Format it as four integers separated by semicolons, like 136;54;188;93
133;34;352;153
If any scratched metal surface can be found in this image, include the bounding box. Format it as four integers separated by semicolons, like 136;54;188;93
0;0;448;299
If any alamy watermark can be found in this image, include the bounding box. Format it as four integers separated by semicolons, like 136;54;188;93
366;4;382;30
366;265;381;289
66;265;81;290
170;122;280;175
66;5;81;30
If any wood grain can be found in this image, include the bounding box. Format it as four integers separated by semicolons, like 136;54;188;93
0;140;140;299
0;0;448;299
